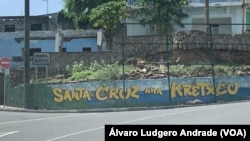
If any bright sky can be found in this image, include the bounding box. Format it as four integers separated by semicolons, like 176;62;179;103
0;0;64;16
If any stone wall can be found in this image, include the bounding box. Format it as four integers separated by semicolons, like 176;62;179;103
9;51;116;86
26;30;250;77
113;30;250;59
49;51;116;75
8;30;250;86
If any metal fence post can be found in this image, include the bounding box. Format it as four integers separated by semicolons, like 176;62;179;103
24;0;30;109
165;30;171;104
209;24;217;102
121;23;127;106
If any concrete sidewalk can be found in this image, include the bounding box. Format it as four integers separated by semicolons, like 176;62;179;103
1;100;248;113
0;104;185;113
0;105;25;111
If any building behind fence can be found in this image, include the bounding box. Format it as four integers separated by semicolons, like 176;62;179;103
1;23;250;110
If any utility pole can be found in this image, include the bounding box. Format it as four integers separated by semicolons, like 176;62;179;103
242;0;246;34
46;0;48;14
24;0;30;109
205;0;209;33
42;0;49;14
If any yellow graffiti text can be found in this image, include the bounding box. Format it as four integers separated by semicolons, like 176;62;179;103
144;87;163;96
52;87;91;103
95;86;140;101
171;82;238;98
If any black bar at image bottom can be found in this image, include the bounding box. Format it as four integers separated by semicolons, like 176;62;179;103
105;125;250;141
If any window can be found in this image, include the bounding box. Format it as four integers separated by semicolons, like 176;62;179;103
30;48;42;56
31;24;42;31
246;8;250;31
212;24;219;34
4;25;15;32
22;48;41;57
62;48;67;52
82;47;91;52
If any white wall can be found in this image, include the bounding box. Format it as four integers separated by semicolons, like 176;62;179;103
126;18;150;36
126;5;245;35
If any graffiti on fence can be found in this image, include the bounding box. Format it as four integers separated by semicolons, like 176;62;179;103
171;82;238;98
51;82;238;103
52;86;163;103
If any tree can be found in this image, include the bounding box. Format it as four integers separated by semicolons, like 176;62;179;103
61;0;109;29
57;10;75;29
60;0;187;50
135;0;189;32
61;0;126;49
88;0;127;50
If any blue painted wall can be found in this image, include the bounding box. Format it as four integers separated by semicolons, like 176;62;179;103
0;33;97;61
6;76;250;110
0;37;22;58
35;76;249;110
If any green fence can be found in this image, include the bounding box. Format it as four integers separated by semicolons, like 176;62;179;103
3;23;250;110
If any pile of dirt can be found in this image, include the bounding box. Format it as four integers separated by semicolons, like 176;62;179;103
124;49;250;79
137;48;250;65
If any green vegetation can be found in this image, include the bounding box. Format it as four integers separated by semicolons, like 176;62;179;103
135;0;188;32
59;0;189;49
63;61;241;82
65;60;134;81
25;61;246;86
60;0;126;49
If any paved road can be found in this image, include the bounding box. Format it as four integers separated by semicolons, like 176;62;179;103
0;101;250;141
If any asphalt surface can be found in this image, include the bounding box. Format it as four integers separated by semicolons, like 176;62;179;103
0;101;250;141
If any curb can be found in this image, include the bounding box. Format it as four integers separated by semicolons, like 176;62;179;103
1;100;249;113
0;105;189;113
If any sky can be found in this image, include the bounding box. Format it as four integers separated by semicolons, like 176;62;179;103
0;0;64;16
